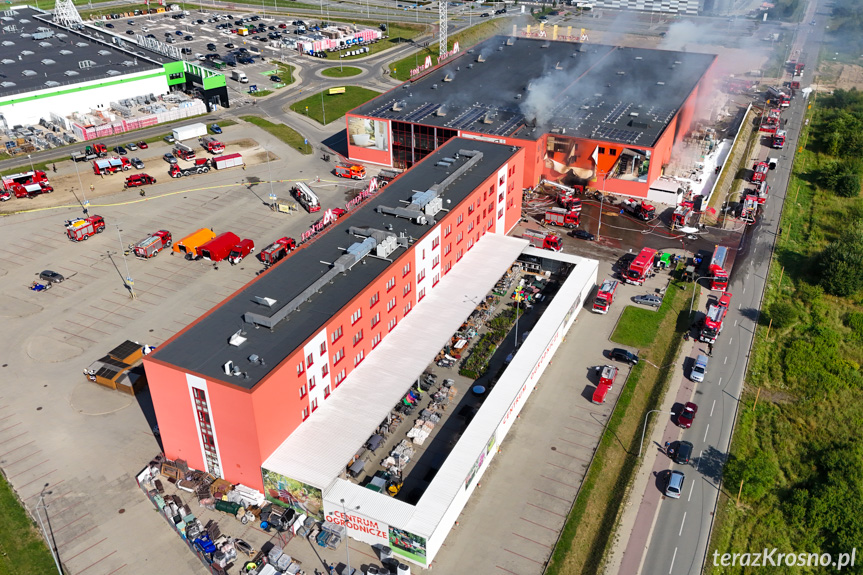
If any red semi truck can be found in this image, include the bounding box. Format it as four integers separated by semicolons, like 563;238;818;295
592;279;619;314
522;229;562;252
592;364;619;405
624;247;657;285
699;291;732;343
260;237;297;267
133;230;172;258
66;215;106;241
544;207;580;228
199;232;241;262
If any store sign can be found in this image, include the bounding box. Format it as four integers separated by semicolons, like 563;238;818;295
522;30;547;38
327;509;388;540
410;55;434;77
436;41;460;65
345;177;379;211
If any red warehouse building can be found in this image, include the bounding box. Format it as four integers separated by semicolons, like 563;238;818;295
144;138;525;488
346;36;716;203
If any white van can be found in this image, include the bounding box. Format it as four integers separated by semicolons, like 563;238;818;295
690;354;708;382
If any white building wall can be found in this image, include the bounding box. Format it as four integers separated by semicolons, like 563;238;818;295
495;164;508;233
0;71;169;126
412;224;441;301
304;328;332;414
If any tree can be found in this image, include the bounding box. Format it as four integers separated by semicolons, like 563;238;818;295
835;171;861;197
768;300;798;328
819;223;863;296
724;451;779;501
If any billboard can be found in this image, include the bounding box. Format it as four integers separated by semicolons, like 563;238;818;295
261;467;324;520
348;117;389;151
389;526;428;565
464;432;497;490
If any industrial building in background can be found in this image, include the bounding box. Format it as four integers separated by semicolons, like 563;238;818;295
346;36;715;203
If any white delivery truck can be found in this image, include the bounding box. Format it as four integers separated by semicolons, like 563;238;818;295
172;122;207;142
231;70;249;83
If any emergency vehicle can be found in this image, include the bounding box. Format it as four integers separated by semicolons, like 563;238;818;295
66;215;106;241
173;142;197;161
592;279;619;314
671;202;693;229
708;245;730;291
291;182;321;213
751;162;769;184
133;230;172;258
201;136;225;154
699;292;732;343
228;239;256;265
124;174;156;188
93;157;131;175
335;164;366;179
522;229;562;252
592;365;619;404
260;237;297;267
544;207;580;228
624;247;657;285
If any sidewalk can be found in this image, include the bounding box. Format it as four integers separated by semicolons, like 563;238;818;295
604;320;707;575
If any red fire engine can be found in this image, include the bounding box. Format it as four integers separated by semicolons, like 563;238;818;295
173;143;197;160
93;157;131;175
752;181;769;204
671;202;694;229
772;130;786;149
622;198;656;220
522;229;562;252
201;136;225;154
699;292;732;344
66;215;106;241
291;182;321;213
260;237;297;267
759;108;781;133
133;230;173;258
544;207;580;228
624;247;657;285
592;279;619;314
751;162;769;184
592;364;619;404
708;246;730;291
557;189;583;211
740;195;759;223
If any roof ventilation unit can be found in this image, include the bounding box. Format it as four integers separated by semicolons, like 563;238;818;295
106;70;121;76
629;112;639;117
541;42;550;49
0;81;16;88
467;63;473;68
392;100;406;112
617;70;625;75
1;40;14;46
635;56;643;60
98;49;111;55
443;73;453;82
21;69;36;76
481;113;494;124
228;329;247;347
431;83;438;89
657;81;665;85
44;80;60;87
506;37;514;46
477;54;485;63
555;61;563;70
497;46;503;51
20;49;34;55
515;93;522;100
435;106;447;116
75;41;88;47
41;58;55;65
59;49;72;55
63;70;79;76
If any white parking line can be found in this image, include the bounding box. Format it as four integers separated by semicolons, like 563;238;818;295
688;481;694;502
669;547;678;574
734;320;738;327
718;377;722;386
729;337;733;345
743;286;746;294
679;512;687;536
696;450;703;471
724;356;728;364
710;399;716;416
703;424;710;443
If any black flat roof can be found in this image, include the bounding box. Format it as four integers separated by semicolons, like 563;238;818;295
352;36;716;148
0;7;165;99
152;138;519;388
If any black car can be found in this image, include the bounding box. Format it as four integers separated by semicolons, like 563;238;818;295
113;146;127;155
270;75;282;82
672;440;694;464
39;270;64;283
569;229;595;241
125;29;135;35
207;43;217;51
610;348;639;365
185;35;194;41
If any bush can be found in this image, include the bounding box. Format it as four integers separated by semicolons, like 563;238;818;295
819;223;863;296
768;301;798;328
845;311;863;339
724;451;780;501
835;171;862;197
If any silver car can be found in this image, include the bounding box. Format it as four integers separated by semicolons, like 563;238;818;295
666;470;685;499
634;294;663;307
39;270;64;283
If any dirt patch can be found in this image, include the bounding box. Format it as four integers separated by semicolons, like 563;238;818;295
835;63;863;91
228;138;259;149
757;388;796;404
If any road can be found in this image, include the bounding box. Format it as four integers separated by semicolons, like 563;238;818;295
629;1;825;573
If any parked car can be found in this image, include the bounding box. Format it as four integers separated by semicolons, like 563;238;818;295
39;270;64;283
0;190;12;201
175;30;184;35
610;348;638;365
105;23;114;28
163;153;177;164
270;75;282;82
677;402;698;428
568;229;595;241
665;470;685;499
634;294;663;308
126;142;138;150
125;29;135;35
131;157;145;169
210;124;222;134
690;354;708;383
673;440;693;465
225;42;235;48
137;141;148;149
164;135;175;143
113;146;127;155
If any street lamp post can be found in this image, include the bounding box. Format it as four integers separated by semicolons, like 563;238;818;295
340;499;358;575
35;484;63;575
27;153;35;173
639;410;676;457
114;224;136;299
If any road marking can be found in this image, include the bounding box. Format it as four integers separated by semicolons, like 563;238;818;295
738;303;742;310
703;424;710;443
718;377;722;386
696;450;703;471
743;286;746;294
710;399;716;416
729;337;733;345
669;547;678;574
688;481;695;502
679;512;687;536
734;320;738;327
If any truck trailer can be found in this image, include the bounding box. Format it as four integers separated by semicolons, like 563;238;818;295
172;122;208;142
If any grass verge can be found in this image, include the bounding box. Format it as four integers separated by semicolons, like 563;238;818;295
321;66;363;78
240;116;312;154
389;18;511;81
289;87;381;125
269;61;297;85
547;281;694;574
0;474;57;573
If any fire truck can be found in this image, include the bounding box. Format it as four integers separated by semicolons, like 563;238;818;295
169;158;212;178
699;291;732;344
2;169;49;192
133;230;172;258
557;191;582;211
622;198;656;221
708;245;730;291
671;202;693;229
767;86;791;108
787;60;805;75
65;215;105;241
93;157;131;175
591;364;619;405
592;279;619;314
124;174;156;188
260;237;297;267
522;229;562;252
377;169;401;187
201;136;225;154
71;143;108;162
751;181;769;204
751;161;769;184
335;164;366;179
740;194;759;223
772;130;786;149
544;207;580;228
228;239;255;265
291;182;321;213
173;142;197;161
624;247;657;285
759;109;781;133
12;182;53;198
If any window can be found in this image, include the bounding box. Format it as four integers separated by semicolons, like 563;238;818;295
599;146;606;154
417;269;425;283
445;262;452;274
386;277;396;292
444;224;451;237
432;254;440;268
322;363;329;377
498;208;504;219
488;202;494;214
457;249;463;262
330;326;343;343
372;333;381;348
457;231;463;244
403;282;412;297
354;350;365;366
320;341;327;355
387;297;396;312
353;329;363;346
402;262;411;277
306;353;314;367
444;244;451;256
403;301;412;315
422;248;426;261
333;347;345;365
468;221;474;232
432;237;439;249
311;398;318;412
487;219;493;230
468;204;474;215
370;292;379;307
335;369;346;386
297;362;305;376
302;407;310;420
324;385;331;399
309;376;317;390
371;312;380;328
468;238;474;250
610;148;617;156
499;192;504;202
457;214;463;226
350;308;362;325
388;317;397;332
418;287;426;302
433;272;440;286
499;175;505;186
299;384;307;398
